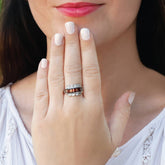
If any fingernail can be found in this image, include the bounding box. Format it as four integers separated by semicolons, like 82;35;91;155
54;33;64;46
41;58;48;69
65;22;75;34
128;92;136;105
80;28;90;40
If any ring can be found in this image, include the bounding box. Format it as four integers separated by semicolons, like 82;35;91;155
63;84;83;96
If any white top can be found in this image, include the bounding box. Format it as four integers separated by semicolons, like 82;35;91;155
0;83;165;165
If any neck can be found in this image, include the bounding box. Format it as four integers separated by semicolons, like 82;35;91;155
95;22;146;113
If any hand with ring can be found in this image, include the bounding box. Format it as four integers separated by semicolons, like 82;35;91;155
31;21;135;165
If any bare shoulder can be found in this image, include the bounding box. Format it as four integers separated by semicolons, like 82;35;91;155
0;85;10;125
0;86;8;102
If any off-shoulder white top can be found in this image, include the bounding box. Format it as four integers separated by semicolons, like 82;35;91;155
0;83;165;165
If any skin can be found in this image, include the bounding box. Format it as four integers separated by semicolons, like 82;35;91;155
10;0;165;162
32;26;133;164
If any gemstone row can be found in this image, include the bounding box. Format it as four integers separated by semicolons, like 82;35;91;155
64;87;82;93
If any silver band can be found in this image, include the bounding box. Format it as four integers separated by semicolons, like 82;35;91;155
65;84;82;89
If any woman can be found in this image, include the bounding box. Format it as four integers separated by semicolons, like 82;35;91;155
0;0;165;164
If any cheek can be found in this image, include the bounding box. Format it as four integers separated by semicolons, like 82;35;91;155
104;0;142;39
28;0;60;38
109;0;142;28
90;0;142;46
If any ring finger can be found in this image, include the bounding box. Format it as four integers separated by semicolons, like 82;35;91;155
64;22;83;99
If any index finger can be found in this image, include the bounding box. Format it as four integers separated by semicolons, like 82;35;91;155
33;58;49;120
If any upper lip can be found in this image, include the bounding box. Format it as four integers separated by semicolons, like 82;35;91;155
56;2;105;8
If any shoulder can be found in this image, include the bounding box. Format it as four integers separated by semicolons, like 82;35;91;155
0;86;7;99
0;84;10;109
0;85;9;110
0;84;23;164
0;84;14;137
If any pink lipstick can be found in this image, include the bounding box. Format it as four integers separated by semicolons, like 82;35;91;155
56;2;104;17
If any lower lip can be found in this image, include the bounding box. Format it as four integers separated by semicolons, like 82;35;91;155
56;5;102;17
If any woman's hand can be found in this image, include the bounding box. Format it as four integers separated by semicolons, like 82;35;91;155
31;22;135;165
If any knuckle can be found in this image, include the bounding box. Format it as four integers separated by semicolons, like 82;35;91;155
35;90;48;101
32;121;45;134
82;42;91;51
49;73;64;86
65;64;82;74
32;120;43;130
83;65;99;77
125;106;131;117
119;106;131;120
37;70;47;80
66;37;78;46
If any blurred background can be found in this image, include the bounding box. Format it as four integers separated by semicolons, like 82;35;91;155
0;0;2;83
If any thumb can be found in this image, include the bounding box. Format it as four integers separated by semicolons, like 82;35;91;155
108;91;136;147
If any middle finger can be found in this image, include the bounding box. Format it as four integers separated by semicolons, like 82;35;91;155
64;22;83;99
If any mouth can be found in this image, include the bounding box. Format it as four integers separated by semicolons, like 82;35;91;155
55;2;105;17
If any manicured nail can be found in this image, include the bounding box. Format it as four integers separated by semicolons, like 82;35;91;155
54;33;64;46
128;92;136;105
80;28;90;40
41;58;48;69
65;22;75;34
